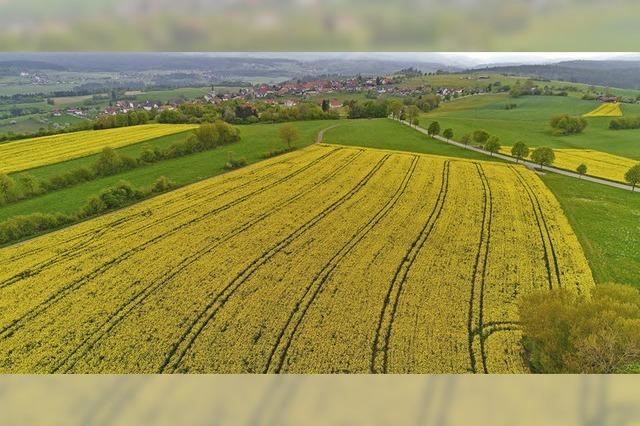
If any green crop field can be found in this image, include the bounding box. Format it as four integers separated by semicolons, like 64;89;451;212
0;120;339;222
422;94;640;160
321;118;502;162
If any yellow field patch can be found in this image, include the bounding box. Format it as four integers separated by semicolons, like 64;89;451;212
0;145;594;373
583;103;623;117
0;124;197;174
502;147;637;182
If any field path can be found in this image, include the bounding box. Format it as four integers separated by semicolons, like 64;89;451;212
316;125;340;143
397;119;638;192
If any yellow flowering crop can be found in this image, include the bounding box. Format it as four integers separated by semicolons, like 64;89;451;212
583;103;623;117
501;147;637;182
0;145;594;373
0;124;197;174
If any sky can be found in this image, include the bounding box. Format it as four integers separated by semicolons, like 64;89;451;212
181;52;640;67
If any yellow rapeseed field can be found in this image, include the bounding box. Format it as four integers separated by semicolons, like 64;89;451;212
0;124;197;174
583;103;623;117
501;147;637;182
0;145;594;373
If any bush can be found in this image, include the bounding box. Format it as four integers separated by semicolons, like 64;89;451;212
609;116;640;130
519;283;640;373
549;114;587;135
16;173;43;197
149;176;176;193
0;174;21;205
224;155;248;170
139;144;160;163
92;147;124;176
0;213;74;245
262;147;296;159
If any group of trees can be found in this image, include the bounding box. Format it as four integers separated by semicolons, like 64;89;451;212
158;100;340;125
609;116;640;130
550;114;588;135
93;110;152;130
345;99;389;119
0;122;240;207
0;177;176;245
350;94;441;122
519;283;640;373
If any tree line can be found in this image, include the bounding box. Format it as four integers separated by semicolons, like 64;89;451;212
0;177;177;246
0;121;240;207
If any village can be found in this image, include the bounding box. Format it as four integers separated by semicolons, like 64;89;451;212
53;73;473;120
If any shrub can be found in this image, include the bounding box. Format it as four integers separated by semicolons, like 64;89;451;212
149;176;177;193
0;173;21;205
16;173;43;197
224;154;248;170
519;283;640;373
262;147;296;159
139;144;160;163
0;213;74;245
79;196;108;218
549;114;587;135
96;180;144;210
93;147;124;176
609;116;640;130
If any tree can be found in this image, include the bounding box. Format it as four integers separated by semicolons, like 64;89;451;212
387;100;403;119
472;129;490;145
405;105;420;127
222;106;236;123
531;147;555;170
511;141;529;163
460;133;471;146
427;121;441;137
484;136;501;156
576;163;588;178
625;163;640;191
321;99;330;113
279;123;298;149
442;128;453;140
518;283;640;373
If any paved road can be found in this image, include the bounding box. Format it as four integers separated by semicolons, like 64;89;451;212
397;119;638;192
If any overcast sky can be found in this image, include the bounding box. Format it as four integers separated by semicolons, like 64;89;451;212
184;52;640;66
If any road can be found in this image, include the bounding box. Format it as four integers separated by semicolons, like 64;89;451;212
397;119;638;192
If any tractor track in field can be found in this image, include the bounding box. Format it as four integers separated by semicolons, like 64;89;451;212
50;150;364;373
370;161;450;374
467;163;493;374
159;154;391;373
0;148;325;285
263;155;419;373
509;166;561;289
0;148;343;339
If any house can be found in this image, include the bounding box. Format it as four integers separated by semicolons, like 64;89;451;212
329;100;342;109
597;96;619;103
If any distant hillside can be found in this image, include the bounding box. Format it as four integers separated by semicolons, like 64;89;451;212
472;60;640;90
0;53;457;78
